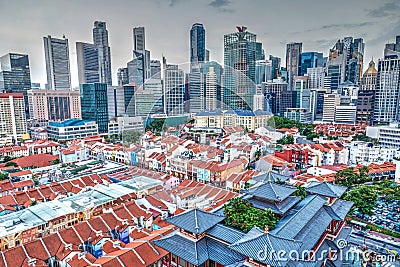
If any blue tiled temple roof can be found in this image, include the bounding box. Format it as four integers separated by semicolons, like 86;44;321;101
207;224;245;244
306;182;347;198
247;182;297;202
230;226;302;267
165;208;225;234
154;231;245;266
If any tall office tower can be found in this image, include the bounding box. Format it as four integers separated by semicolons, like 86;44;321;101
188;66;204;112
307;67;325;89
117;68;129;86
150;60;161;79
269;55;281;80
133;27;145;52
76;42;99;84
0;53;31;115
144;79;163;113
264;78;288;115
80;83;109;133
373;58;400;124
286;42;302;90
314;89;327;121
357;60;378;124
43;35;71;90
164;64;185;115
93;21;112;85
256;42;265;60
293;76;309;108
357;59;377;124
107;85;135;119
329;37;364;85
132;27;150;82
205;50;210;62
255;60;273;85
322;93;341;122
0;93;27;140
205;66;217;110
325;55;345;92
128;52;145;85
28;89;81;125
203;61;223;108
300;52;324;76
384;35;400;59
223;26;257;110
190;23;206;66
189;23;206;112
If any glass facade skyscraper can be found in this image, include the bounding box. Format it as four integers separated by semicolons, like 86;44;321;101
300;52;324;76
286;42;302;90
0;53;31;115
164;64;185;115
43;35;71;90
190;23;205;65
223;27;257;110
93;21;112;85
373;58;400;124
76;42;99;84
80;83;109;133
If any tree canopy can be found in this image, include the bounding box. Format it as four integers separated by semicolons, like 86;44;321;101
0;172;8;181
224;198;278;233
344;185;378;215
121;130;143;144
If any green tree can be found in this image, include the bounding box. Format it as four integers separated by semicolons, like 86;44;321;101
3;156;13;162
224;198;278;233
336;168;358;187
0;172;8;181
344;185;378;215
145;118;166;133
5;161;18;167
52;159;60;165
122;130;143;144
277;135;294;145
294;184;307;199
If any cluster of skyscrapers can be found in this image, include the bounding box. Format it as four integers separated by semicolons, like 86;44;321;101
2;21;400;142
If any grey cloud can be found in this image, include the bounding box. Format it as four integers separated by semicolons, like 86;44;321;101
209;0;231;8
297;22;376;34
366;1;400;18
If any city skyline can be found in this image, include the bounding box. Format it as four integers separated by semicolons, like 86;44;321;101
1;0;398;88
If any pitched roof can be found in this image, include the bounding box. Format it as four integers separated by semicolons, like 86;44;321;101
306;182;347;198
11;154;59;168
248;182;296;202
154;232;244;266
165;208;225;234
229;226;302;267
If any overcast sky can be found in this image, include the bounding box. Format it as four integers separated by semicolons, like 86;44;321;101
1;0;399;88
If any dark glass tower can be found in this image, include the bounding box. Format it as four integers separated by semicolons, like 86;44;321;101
76;42;99;84
93;21;112;85
190;23;206;65
286;42;302;90
80;83;109;133
0;53;31;115
300;52;324;76
223;26;257;110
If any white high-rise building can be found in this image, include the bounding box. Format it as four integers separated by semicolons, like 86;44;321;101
307;67;325;89
0;93;27;140
164;64;185;115
205;66;217;110
373;58;400;124
322;93;340;122
43;35;71;90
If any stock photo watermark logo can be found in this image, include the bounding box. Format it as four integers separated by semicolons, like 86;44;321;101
256;238;397;264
